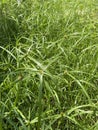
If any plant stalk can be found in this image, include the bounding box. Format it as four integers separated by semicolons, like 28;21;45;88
38;74;43;130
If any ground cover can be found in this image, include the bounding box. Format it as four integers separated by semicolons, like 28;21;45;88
0;0;98;129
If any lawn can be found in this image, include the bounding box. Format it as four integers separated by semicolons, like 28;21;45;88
0;0;98;130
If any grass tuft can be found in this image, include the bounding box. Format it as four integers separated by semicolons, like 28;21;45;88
0;0;98;129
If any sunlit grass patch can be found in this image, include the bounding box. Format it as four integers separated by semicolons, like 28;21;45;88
0;0;98;129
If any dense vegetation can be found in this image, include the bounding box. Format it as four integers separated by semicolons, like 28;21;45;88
0;0;98;129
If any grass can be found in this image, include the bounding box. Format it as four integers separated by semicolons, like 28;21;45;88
0;0;98;129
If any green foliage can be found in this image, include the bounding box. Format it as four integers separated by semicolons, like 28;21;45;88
0;0;98;129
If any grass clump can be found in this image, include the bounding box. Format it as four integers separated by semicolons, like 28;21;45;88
0;0;98;130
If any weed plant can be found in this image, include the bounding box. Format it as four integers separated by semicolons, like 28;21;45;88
0;0;98;130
